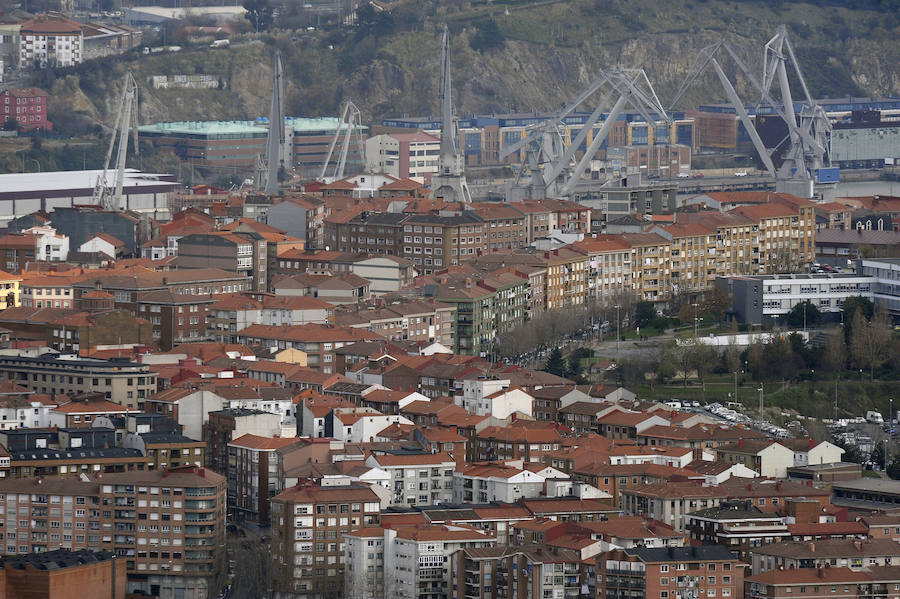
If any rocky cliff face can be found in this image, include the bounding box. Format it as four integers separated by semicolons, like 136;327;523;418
54;0;900;130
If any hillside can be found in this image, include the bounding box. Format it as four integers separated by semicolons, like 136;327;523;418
27;0;900;136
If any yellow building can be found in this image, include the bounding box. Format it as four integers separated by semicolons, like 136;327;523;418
0;270;21;309
652;223;718;299
274;347;309;367
620;233;672;303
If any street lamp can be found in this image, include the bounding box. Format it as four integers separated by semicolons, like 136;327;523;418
614;304;621;353
758;384;764;420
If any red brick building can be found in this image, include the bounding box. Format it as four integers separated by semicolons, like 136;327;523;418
0;549;127;599
0;88;51;132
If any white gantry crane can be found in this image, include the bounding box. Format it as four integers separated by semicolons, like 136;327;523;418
319;99;365;183
429;24;472;203
670;25;832;198
502;66;672;200
92;71;139;212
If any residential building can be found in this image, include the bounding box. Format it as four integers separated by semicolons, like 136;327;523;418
176;231;267;292
620;232;673;303
269;483;382;599
365;132;441;180
0;354;157;410
365;452;456;507
19;271;82;309
234;323;382;373
46;309;154;354
203;408;283;474
19;14;83;69
745;567;878;599
346;523;496;599
136;290;216;350
716;440;796;479
0;87;51;131
749;538;900;575
450;544;585;599
0;466;227;598
207;293;335;343
598;545;745;599
620;481;728;532
227;433;304;524
474;423;564;463
455;378;533;419
687;500;791;559
0;270;20;309
453;462;548;504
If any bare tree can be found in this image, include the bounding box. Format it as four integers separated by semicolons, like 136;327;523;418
821;329;847;373
850;307;893;380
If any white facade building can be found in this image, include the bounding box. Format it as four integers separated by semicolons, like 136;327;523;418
455;379;533;419
23;225;68;261
19;15;83;69
365;452;456;507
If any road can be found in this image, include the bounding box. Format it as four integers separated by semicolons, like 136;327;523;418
227;525;271;599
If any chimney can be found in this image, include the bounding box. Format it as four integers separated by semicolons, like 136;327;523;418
739;438;744;448
809;542;815;553
853;540;863;552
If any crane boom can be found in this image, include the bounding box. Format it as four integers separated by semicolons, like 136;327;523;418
93;72;139;212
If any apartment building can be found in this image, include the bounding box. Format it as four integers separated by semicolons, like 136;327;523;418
0;466;226;599
716;440;796;479
19;271;82;309
227;433;304;524
0;87;51;131
234;323;382;373
0;549;127;599
620;482;728;532
432;271;529;355
70;268;250;314
749;538;900;575
620;233;672;304
346;524;496;599
325;212;407;257
598;545;745;599
269;483;382;599
402;212;486;274
19;14;83;69
0;354;157;410
136;290;216;351
651;223;718;300
451;544;585;599
207;294;335;343
365;132;441;179
365;452;456;507
732;199;816;274
677;211;760;278
573;237;633;301
471;203;529;250
176;231;267;292
474;424;564;463
687;500;790;560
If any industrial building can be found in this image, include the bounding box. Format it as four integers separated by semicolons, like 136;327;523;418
0;170;176;229
382;110;697;172
139;117;366;178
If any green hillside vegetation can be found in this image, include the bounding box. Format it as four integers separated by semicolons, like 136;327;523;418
11;0;900;152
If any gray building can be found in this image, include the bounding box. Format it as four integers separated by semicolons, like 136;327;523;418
717;272;875;325
860;257;900;318
831;118;900;169
265;199;309;241
576;180;677;225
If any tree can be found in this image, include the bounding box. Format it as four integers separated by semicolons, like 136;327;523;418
821;330;847;373
888;455;900;480
470;19;505;52
850;307;893;380
634;301;656;329
787;300;821;329
842;295;874;341
544;347;566;377
243;0;273;32
702;285;733;323
871;442;886;470
565;354;584;382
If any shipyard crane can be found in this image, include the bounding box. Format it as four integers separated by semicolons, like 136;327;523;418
669;25;831;198
262;52;285;195
319;99;365;183
430;25;472;203
92;71;139;211
502;67;671;200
